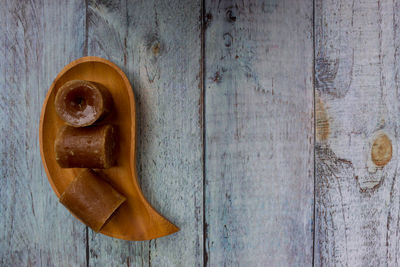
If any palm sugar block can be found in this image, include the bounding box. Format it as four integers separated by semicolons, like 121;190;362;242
60;169;125;232
55;80;113;127
55;124;117;168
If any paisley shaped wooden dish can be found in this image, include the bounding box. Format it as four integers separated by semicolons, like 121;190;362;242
39;56;179;240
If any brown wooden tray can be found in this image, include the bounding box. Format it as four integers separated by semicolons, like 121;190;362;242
39;56;179;240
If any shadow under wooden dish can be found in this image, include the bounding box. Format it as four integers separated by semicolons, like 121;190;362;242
39;56;179;241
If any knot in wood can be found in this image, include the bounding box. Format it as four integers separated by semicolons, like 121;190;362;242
226;10;236;22
223;33;233;48
151;41;160;56
371;133;392;167
316;96;329;141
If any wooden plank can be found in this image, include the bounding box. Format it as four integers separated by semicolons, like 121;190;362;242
315;0;400;265
204;0;314;266
0;0;87;266
85;0;203;266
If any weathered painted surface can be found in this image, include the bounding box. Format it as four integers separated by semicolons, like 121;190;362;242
315;0;400;266
5;0;400;266
0;0;87;266
204;0;314;266
86;0;203;266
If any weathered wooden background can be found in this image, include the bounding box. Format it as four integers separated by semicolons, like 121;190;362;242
0;0;397;266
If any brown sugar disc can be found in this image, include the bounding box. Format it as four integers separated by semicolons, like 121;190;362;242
55;80;113;127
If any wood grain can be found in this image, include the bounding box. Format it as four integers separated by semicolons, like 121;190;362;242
315;0;400;265
85;0;203;266
204;0;314;266
6;0;400;265
0;0;87;265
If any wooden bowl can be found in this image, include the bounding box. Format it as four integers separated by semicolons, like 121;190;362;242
39;56;179;240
